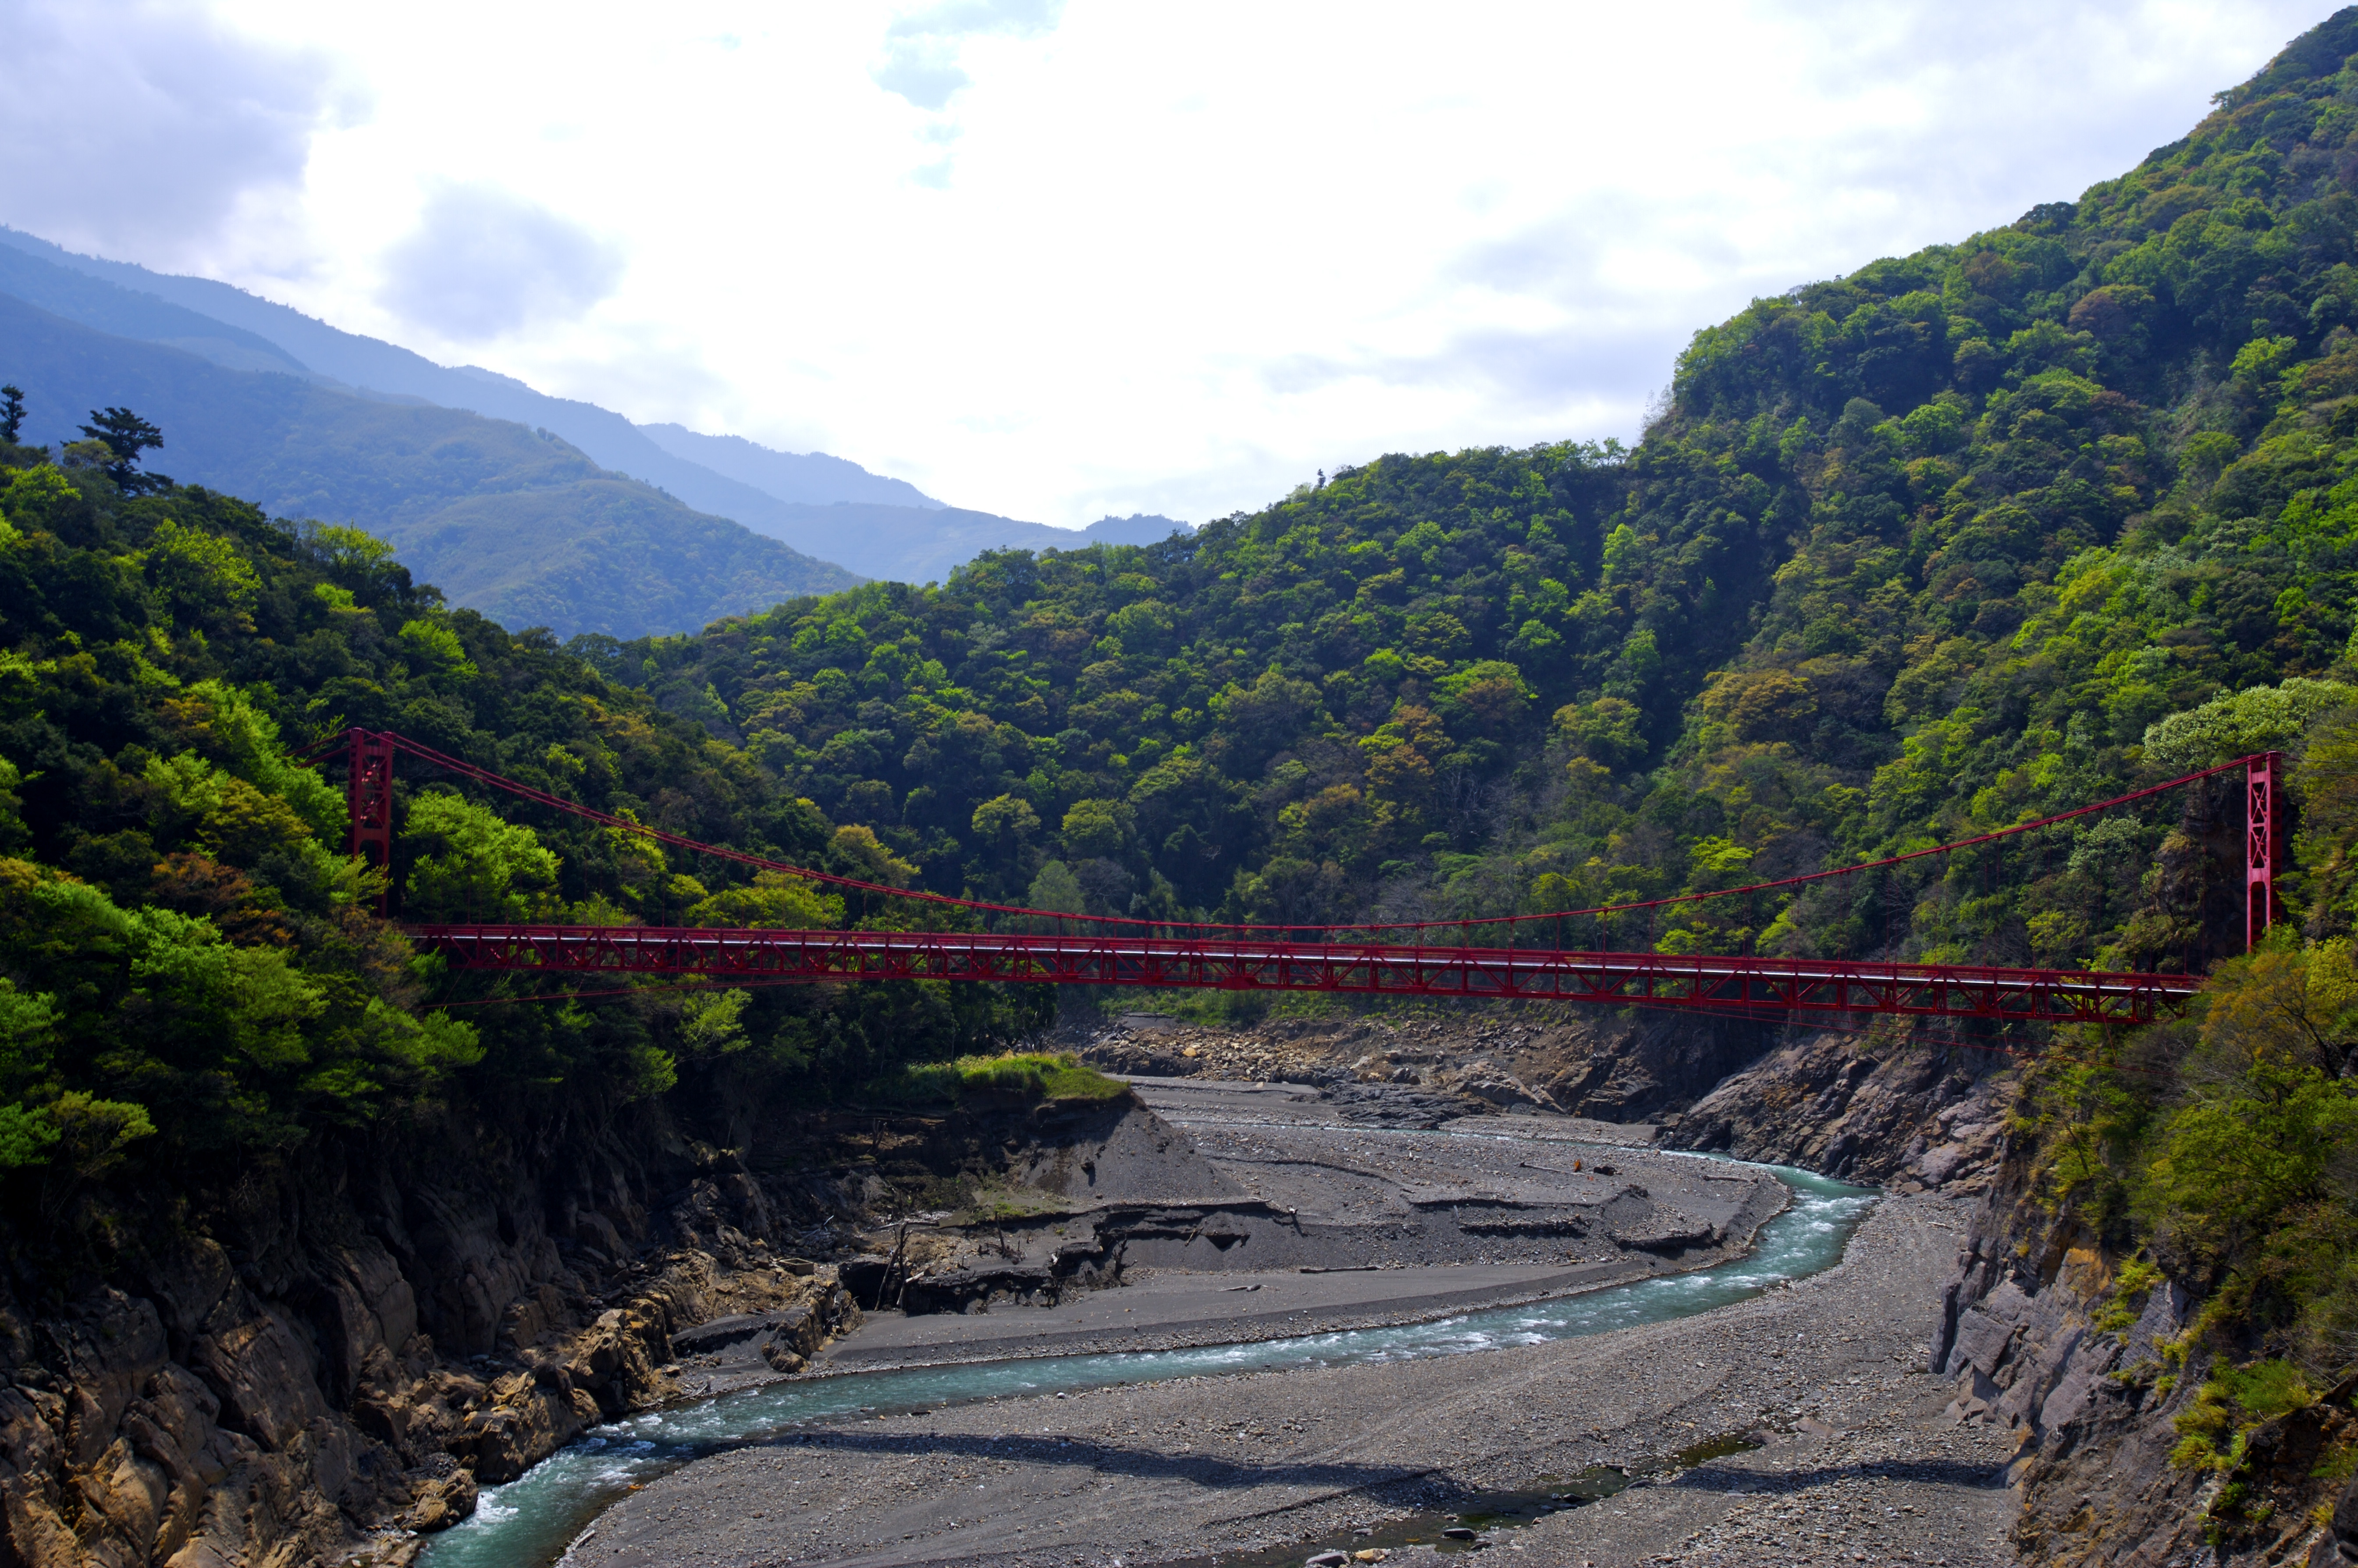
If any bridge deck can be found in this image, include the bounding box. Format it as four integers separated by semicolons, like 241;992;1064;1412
406;925;2203;1024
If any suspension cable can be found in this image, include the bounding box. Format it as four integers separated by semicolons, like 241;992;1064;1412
337;728;2258;941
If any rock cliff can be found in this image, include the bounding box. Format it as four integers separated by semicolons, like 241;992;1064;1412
0;1108;863;1567
1917;1104;2358;1566
1078;1005;1783;1122
1664;1025;2013;1188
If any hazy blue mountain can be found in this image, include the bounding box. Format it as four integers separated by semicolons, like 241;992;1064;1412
0;245;314;379
0;292;857;636
0;227;1193;589
1081;513;1193;545
639;422;942;508
0;228;924;524
722;501;1195;583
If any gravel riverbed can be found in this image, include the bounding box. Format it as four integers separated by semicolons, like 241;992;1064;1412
563;1187;2009;1568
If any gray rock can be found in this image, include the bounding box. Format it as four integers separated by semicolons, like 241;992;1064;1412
2308;1472;2358;1564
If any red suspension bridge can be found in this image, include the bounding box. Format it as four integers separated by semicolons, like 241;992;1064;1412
326;729;2289;1028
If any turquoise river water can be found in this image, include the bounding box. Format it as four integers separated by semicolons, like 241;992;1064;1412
420;1156;1875;1568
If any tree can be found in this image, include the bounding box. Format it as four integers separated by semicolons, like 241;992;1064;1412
0;385;22;444
401;793;560;921
75;406;167;493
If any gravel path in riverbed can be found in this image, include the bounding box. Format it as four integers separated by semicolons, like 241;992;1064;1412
563;1193;2014;1568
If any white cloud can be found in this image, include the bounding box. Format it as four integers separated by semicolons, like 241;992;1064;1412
377;182;626;341
873;0;1064;110
7;0;2342;529
0;0;356;271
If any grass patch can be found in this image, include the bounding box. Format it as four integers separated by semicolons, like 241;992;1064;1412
2171;1358;2318;1470
863;1052;1129;1108
2093;1255;2164;1335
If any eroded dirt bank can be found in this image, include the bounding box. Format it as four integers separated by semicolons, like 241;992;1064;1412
812;1078;1786;1373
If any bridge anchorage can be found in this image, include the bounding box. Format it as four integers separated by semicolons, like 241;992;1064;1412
324;729;2286;1027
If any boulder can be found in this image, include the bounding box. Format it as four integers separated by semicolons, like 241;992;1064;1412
402;1468;478;1532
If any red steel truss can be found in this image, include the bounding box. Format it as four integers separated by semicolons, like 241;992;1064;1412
322;725;2265;1021
346;729;397;912
2249;750;2281;949
403;924;2203;1025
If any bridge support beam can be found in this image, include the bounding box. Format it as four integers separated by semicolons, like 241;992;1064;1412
2249;749;2281;951
347;729;395;912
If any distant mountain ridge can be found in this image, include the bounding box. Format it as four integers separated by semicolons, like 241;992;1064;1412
0;228;936;530
0;227;1195;584
736;503;1196;584
0;291;857;636
638;422;942;510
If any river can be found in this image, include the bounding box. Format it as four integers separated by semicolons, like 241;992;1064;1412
418;1155;1874;1568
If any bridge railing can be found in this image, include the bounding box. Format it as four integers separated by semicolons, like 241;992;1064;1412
308;727;2284;1016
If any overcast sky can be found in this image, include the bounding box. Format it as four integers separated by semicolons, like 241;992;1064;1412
0;0;2335;524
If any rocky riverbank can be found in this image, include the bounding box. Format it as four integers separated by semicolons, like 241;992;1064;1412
1076;1004;1785;1123
1076;1008;2015;1195
564;1188;2026;1568
1920;1118;2358;1568
0;1109;866;1568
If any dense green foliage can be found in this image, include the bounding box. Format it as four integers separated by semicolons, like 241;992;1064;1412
614;8;2358;978
0;436;1043;1204
17;8;2358;1357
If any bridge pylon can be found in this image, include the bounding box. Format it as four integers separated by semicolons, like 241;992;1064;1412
2248;750;2282;952
346;729;396;914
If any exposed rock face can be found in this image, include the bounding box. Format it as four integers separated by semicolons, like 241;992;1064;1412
1917;1119;2357;1566
0;1111;864;1568
1664;1026;2011;1186
1079;1006;1780;1123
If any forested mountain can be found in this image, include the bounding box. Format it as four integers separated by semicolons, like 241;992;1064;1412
601;9;2358;972
0;226;943;518
0;293;858;635
8;14;2358;1533
588;10;2358;1449
0;434;1042;1186
0;231;1179;594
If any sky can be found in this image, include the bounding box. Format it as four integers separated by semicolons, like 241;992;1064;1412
0;0;2338;526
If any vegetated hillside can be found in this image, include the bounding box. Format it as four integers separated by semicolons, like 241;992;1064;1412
0;427;1041;1563
613;8;2358;1490
0;423;1046;1201
613;11;2358;960
0;293;858;635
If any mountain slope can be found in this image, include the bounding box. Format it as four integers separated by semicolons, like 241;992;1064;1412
0;228;928;529
609;1;2358;1050
0;228;1175;586
0;292;857;634
0;243;313;377
713;499;1195;583
640;421;943;508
